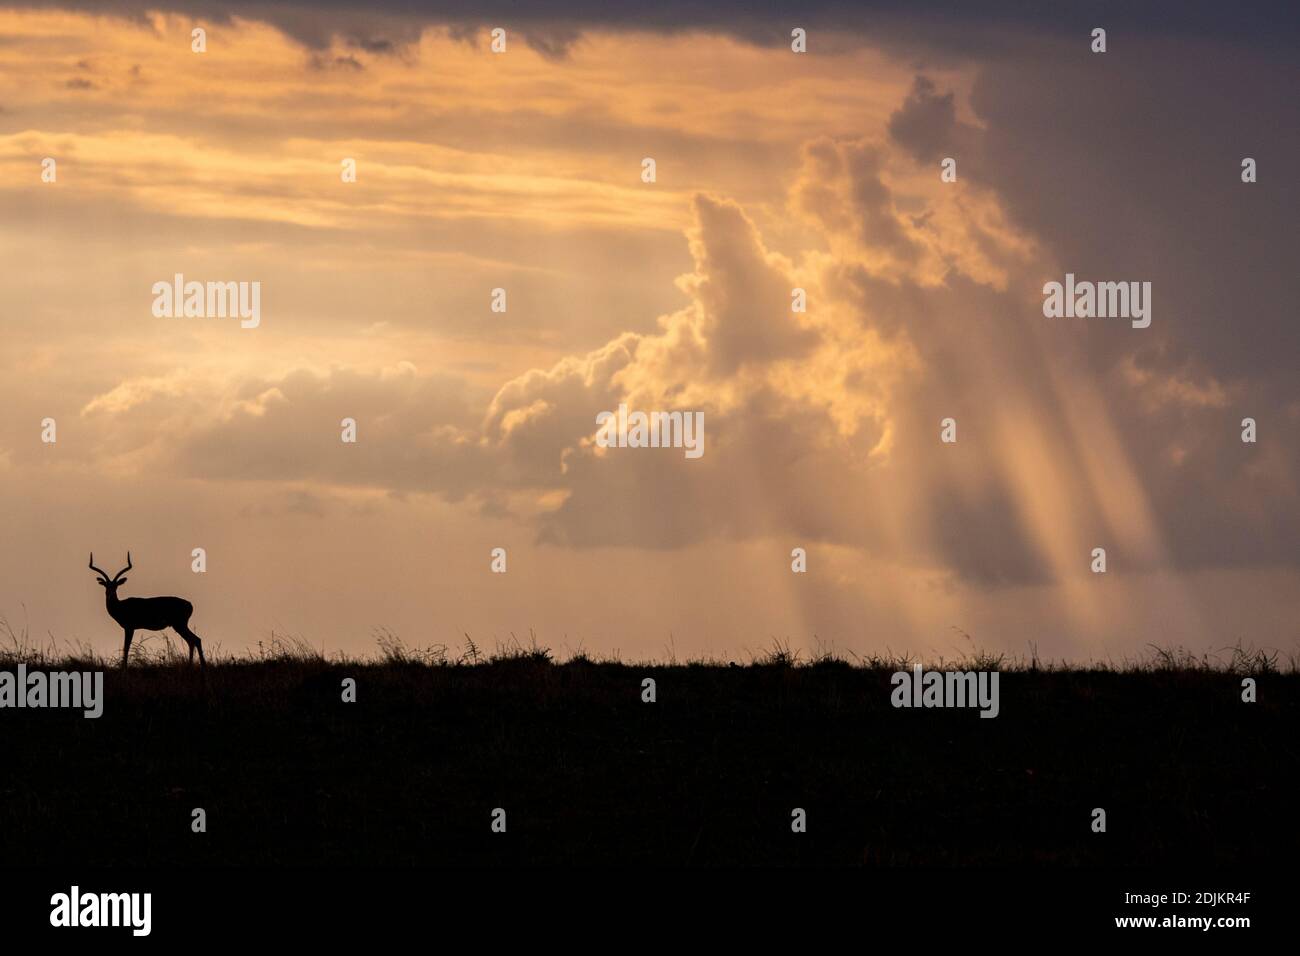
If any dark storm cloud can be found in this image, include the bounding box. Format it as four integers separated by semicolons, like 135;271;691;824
887;75;972;163
967;43;1299;386
15;1;1300;58
878;37;1300;577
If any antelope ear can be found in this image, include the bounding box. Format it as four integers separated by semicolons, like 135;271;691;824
115;577;128;586
97;579;108;587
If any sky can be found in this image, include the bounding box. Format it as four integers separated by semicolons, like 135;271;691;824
1;2;1296;664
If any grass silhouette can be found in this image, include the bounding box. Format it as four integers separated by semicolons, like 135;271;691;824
1;619;1295;866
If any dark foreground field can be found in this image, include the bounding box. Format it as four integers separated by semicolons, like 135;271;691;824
1;651;1296;866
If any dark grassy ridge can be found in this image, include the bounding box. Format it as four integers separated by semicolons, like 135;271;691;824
0;654;1296;866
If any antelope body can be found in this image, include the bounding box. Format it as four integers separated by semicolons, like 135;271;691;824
89;553;205;669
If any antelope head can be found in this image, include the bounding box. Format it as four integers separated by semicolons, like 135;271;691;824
89;552;132;594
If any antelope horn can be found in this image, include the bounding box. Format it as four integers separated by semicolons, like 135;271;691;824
88;553;112;583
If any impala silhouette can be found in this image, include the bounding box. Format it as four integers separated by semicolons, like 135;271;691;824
89;553;205;669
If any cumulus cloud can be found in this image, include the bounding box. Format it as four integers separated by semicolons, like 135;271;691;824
66;69;1297;593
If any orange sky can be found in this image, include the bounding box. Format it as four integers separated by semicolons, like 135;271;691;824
1;7;1296;664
